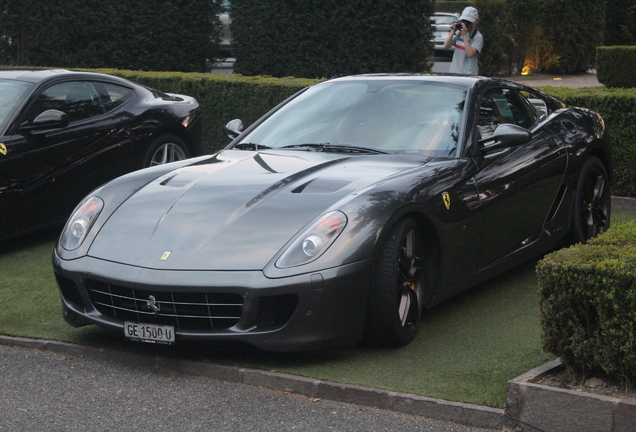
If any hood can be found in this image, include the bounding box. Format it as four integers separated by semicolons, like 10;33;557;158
88;150;429;270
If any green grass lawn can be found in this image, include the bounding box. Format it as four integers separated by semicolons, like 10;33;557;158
2;211;635;408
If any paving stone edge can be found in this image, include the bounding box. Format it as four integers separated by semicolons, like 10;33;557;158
0;335;506;430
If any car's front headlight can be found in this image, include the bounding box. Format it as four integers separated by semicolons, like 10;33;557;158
276;211;347;268
60;197;104;251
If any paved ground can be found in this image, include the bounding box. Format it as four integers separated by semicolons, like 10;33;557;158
0;344;496;432
215;57;604;89
431;56;604;88
505;71;604;88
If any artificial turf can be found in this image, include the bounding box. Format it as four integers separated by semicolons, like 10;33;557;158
2;211;634;408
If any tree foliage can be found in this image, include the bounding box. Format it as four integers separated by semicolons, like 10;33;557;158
604;0;636;46
231;0;434;79
0;0;222;72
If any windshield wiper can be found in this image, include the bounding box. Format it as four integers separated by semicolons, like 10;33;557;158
281;143;386;154
281;143;330;150
233;143;272;151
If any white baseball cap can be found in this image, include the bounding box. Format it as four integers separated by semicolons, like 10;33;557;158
459;6;479;22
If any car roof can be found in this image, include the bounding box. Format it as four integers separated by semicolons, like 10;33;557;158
322;73;482;88
0;69;125;84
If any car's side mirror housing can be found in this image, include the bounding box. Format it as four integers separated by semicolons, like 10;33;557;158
224;119;244;140
478;124;532;154
528;98;548;122
20;109;69;132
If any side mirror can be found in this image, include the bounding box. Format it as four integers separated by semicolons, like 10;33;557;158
224;119;244;140
478;124;532;154
528;98;548;122
20;109;69;132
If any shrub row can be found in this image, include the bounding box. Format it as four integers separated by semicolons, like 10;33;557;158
537;220;636;387
597;46;636;89
540;86;636;197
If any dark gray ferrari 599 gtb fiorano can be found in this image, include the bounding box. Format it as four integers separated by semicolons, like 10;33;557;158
53;74;611;351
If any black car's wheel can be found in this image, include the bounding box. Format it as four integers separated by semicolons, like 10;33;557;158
366;217;426;347
143;134;190;167
570;156;611;244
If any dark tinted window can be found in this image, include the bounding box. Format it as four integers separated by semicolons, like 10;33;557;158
478;88;533;139
0;80;33;132
26;81;105;123
98;83;133;112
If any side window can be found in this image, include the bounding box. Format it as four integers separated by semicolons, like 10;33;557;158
95;83;133;112
26;81;105;123
478;88;533;139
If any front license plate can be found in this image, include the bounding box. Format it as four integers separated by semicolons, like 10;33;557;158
124;322;175;345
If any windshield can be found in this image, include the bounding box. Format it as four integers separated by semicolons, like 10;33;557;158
235;80;466;157
0;80;33;132
433;15;457;25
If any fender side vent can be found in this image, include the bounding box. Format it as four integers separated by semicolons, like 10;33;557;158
546;185;567;221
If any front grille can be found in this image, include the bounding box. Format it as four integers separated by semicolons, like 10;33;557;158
86;280;243;330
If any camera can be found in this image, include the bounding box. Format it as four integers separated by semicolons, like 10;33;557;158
454;19;471;32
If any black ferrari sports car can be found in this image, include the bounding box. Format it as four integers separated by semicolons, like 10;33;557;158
53;74;611;351
0;69;203;241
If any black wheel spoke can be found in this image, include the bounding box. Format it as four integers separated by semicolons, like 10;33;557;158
591;175;605;203
586;212;597;239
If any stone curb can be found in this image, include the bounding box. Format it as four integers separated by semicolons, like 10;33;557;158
506;359;636;432
0;335;506;430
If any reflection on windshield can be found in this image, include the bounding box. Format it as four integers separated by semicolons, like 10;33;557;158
0;80;33;133
236;80;466;157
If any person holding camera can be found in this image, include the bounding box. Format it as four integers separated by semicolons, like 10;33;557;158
443;6;483;75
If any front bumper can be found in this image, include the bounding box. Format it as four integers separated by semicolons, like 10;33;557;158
53;252;372;351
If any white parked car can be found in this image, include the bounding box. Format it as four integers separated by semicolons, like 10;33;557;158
430;12;459;54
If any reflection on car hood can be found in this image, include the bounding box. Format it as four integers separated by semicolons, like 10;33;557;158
88;150;430;270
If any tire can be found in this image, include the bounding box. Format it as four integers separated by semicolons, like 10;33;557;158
569;156;611;244
143;134;190;168
365;218;427;347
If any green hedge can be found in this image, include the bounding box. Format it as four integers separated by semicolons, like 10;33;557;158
597;46;636;88
539;86;636;197
230;0;434;79
537;220;636;386
94;69;319;152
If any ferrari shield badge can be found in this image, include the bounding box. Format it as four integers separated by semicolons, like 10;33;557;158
160;251;172;261
0;143;6;155
442;192;451;210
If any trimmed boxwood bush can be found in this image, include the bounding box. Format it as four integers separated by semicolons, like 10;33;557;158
539;86;636;197
597;46;636;88
537;221;636;386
